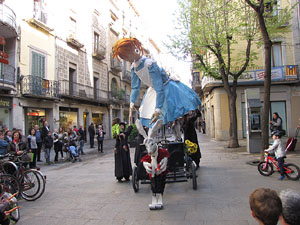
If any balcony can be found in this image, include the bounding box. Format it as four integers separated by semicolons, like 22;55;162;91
122;70;131;83
111;56;122;73
93;45;106;61
0;64;15;89
0;3;17;38
201;65;299;90
59;80;108;104
109;89;125;104
66;34;84;49
21;75;59;99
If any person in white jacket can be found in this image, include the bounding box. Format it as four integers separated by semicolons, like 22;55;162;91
265;130;286;180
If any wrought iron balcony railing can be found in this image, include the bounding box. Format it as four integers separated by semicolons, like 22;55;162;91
0;4;17;35
21;75;59;98
0;64;15;87
111;56;122;73
122;70;131;82
59;80;108;103
93;45;106;60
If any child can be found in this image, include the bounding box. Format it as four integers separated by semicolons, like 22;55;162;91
43;131;53;165
249;188;282;225
265;130;286;180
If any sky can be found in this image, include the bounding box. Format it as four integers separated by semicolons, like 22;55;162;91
132;0;192;86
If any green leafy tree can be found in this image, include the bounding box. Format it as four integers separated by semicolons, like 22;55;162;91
245;0;293;158
168;0;258;148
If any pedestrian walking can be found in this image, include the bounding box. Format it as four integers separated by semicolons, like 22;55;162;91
34;125;43;162
88;122;95;148
78;125;85;155
27;128;38;168
114;122;133;182
43;131;53;165
96;125;106;153
41;121;50;141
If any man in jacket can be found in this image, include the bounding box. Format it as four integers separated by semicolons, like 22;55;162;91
88;123;95;148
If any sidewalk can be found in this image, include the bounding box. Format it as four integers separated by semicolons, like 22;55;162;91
36;139;116;170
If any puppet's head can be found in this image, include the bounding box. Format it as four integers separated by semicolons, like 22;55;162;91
135;119;162;157
112;37;144;62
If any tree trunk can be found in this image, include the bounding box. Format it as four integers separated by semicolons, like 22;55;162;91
228;93;239;148
261;41;272;160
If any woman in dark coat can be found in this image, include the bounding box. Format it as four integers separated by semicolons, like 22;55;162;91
182;109;202;169
114;122;133;182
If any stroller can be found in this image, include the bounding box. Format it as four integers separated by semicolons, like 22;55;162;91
63;133;81;163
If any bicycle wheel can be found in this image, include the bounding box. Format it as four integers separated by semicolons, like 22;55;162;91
0;174;21;197
257;162;274;176
9;201;20;222
284;163;300;181
21;170;41;201
28;170;46;201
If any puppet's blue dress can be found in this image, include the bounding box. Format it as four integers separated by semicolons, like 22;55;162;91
130;56;201;128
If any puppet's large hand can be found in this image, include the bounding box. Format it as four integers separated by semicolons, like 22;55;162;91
143;162;152;174
159;157;168;172
150;110;161;125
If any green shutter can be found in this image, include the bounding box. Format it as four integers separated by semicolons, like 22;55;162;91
31;51;45;78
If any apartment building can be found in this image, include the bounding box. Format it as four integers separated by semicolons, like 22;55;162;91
192;1;300;141
0;2;17;129
1;0;164;139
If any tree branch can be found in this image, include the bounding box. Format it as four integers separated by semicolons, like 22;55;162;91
245;0;260;12
235;38;252;78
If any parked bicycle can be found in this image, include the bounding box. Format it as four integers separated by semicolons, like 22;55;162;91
258;152;300;180
1;152;46;201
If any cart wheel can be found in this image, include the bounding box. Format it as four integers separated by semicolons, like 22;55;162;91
132;167;139;192
191;162;197;190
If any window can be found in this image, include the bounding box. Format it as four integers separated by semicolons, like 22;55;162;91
94;32;99;52
33;0;47;24
271;42;282;67
31;51;46;78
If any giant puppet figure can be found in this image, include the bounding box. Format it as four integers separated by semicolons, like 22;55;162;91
112;38;201;127
112;38;201;209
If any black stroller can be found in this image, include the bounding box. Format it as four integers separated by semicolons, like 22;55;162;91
132;139;197;192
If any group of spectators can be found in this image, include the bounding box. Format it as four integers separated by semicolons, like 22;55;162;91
0;121;91;166
249;188;300;225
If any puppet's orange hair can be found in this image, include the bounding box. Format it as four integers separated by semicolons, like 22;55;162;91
112;37;144;61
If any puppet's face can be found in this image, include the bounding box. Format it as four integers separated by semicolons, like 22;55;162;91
144;138;157;156
118;47;141;63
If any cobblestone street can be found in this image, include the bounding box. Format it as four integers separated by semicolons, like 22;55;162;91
18;133;300;225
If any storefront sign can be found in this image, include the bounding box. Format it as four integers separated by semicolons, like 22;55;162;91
0;98;12;108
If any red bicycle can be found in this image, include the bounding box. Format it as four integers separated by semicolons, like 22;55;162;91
258;152;300;180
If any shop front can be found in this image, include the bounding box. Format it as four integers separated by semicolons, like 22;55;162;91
25;108;46;133
92;113;103;126
59;107;78;131
0;97;12;129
